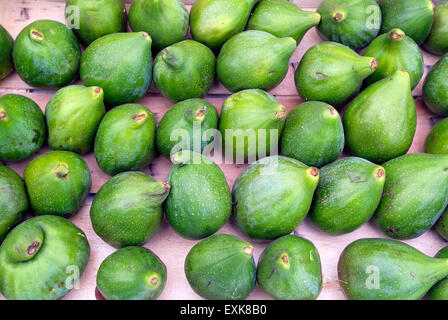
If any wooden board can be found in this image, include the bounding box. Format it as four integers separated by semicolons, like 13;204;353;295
0;0;447;300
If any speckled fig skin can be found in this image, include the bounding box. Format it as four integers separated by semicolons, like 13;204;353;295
190;0;258;51
153;40;216;102
13;20;81;88
310;157;385;235
97;246;167;300
65;0;127;46
217;31;296;92
257;235;322;300
374;153;448;239
129;0;188;52
184;234;256;300
0;94;46;162
317;0;381;50
90;172;169;248
156;99;218;159
436;208;448;241
0;166;28;241
294;41;377;107
94;104;156;176
0;215;90;300
338;238;448;300
46;85;105;155
24;151;92;217
280;101;344;167
343;70;416;163
424;2;448;55
425;118;448;155
427;246;448;300
379;0;434;45
247;0;321;45
80;32;152;106
233;156;319;240
0;25;13;80
423;54;448;116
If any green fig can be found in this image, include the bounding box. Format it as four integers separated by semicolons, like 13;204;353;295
165;151;231;239
363;29;424;89
184;234;256;300
65;0;127;46
247;0;321;45
156;99;219;159
374;153;448;239
257;235;322;300
233;156;319;240
129;0;189;52
0;94;46;162
219;89;286;162
97;246;167;300
13;20;81;88
46;85;105;154
24;151;92;217
0;166;28;241
436;206;448;240
338;238;448;300
190;0;258;51
425;117;448;155
317;0;381;50
379;0;434;45
80;32;152;106
0;216;90;300
310;157;385;235
423;54;448;116
153;40;216;101
0;25;13;80
90;172;169;248
280;101;344;167
94;104;156;176
424;2;448;55
343;70;416;163
294;41;378;106
217;31;296;92
427;246;448;300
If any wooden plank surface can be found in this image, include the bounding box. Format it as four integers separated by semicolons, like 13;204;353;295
0;0;447;301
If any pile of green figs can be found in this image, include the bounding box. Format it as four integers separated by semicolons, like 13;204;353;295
2;0;448;301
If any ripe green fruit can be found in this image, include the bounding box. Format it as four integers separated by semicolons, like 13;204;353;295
294;41;377;106
184;234;256;300
379;0;434;45
436;208;448;241
0;216;90;300
247;0;321;45
190;0;258;51
280;101;344;167
80;32;152;106
65;0;127;46
0;25;13;80
425;118;448;155
338;238;448;300
317;0;381;50
94;104;156;176
374;153;448;239
363;29;424;89
156;99;219;159
24;151;92;217
90;172;169;248
217;31;296;92
233;156;319;240
129;0;188;52
423;54;448;116
424;2;448;55
13;20;81;88
165;151;231;239
343;70;416;163
0;166;28;241
309;157;385;235
97;246;167;300
46;85;105;155
0;94;46;162
257;235;322;300
153;40;216;101
427;246;448;300
219;89;286;162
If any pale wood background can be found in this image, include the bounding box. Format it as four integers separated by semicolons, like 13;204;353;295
0;0;446;300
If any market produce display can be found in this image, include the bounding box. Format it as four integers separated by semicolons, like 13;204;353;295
1;0;448;301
